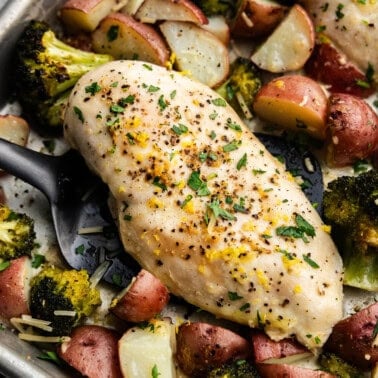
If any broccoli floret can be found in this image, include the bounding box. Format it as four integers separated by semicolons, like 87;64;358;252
13;20;113;132
207;359;260;378
29;266;101;336
216;57;262;120
0;204;36;260
318;353;361;378
322;169;378;290
192;0;238;18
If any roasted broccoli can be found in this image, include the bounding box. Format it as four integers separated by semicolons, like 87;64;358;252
322;169;378;290
192;0;238;18
29;266;101;336
216;57;262;120
0;204;36;260
13;20;113;132
318;353;361;378
207;359;260;378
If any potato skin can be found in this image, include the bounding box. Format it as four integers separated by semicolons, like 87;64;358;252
58;325;122;378
325;93;378;167
324;302;378;371
257;363;335;377
176;322;250;376
110;269;169;323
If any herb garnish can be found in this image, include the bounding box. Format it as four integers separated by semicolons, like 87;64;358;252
85;82;101;95
188;171;210;196
0;261;10;272
107;25;119;41
276;214;315;243
207;199;235;221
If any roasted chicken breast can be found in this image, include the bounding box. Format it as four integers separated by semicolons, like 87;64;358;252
64;60;343;350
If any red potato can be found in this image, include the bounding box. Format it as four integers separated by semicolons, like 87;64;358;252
324;302;378;371
251;330;311;364
91;12;170;66
305;40;376;98
325;93;378;167
257;363;336;377
231;0;288;38
251;4;315;73
0;256;32;319
201;15;230;46
120;0;145;16
59;0;117;32
159;20;229;88
176;322;250;376
58;325;122;378
0;115;29;147
253;75;328;139
134;0;208;25
110;269;169;323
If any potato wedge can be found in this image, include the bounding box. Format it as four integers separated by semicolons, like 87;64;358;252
135;0;208;25
201;15;230;46
59;0;117;32
159;20;229;88
231;0;288;38
305;39;376;98
0;256;32;320
92;12;170;65
257;363;335;377
118;318;176;377
251;4;315;73
0;115;29;147
176;322;250;376
110;269;169;323
120;0;145;16
325;93;378;167
58;325;122;378
253;74;328;139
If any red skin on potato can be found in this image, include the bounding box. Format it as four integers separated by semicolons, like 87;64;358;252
58;325;122;378
324;302;378;371
257;363;336;378
0;256;31;319
325;93;378;167
110;269;169;323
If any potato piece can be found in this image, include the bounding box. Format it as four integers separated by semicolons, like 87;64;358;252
231;0;288;38
201;15;230;46
251;4;315;73
58;325;122;378
305;40;376;98
325;93;378;167
110;269;169;323
176;322;250;376
253;74;328;139
324;302;378;370
159;21;229;88
135;0;208;25
59;0;117;32
251;331;311;364
118;318;176;377
0;256;32;320
0;115;29;147
92;12;170;65
257;363;335;377
120;0;145;16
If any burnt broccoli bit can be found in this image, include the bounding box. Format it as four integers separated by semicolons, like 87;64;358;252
322;169;378;291
318;353;361;378
13;20;113;132
216;57;262;120
30;266;101;336
207;359;260;378
192;0;238;18
0;204;36;260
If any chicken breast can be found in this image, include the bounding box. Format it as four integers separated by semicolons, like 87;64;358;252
64;60;343;351
300;0;378;79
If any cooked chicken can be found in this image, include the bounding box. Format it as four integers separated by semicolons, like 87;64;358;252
64;60;343;351
300;0;378;80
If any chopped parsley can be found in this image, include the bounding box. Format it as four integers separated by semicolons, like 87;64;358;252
0;261;10;272
152;364;161;378
207;199;235;221
152;177;167;191
228;291;243;301
37;350;62;366
303;254;320;269
31;254;45;268
172;123;188;135
276;214;315;243
75;244;85;255
188;171;210;196
158;95;168;111
85;82;101;95
223;140;241;152
73;106;84;123
237;153;247;170
226;118;242;132
211;98;227;107
107;25;119;41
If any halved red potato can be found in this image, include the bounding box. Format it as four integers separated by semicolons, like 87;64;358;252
253;74;328;139
251;4;315;73
110;269;169;323
118;318;176;377
59;0;117;32
324;302;378;370
305;39;376;98
92;12;170;66
0;256;32;319
159;20;229;88
176;322;250;376
120;0;145;16
201;15;230;46
134;0;208;25
257;363;336;377
0;115;30;147
58;325;122;378
251;330;311;364
231;0;288;38
324;93;378;167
